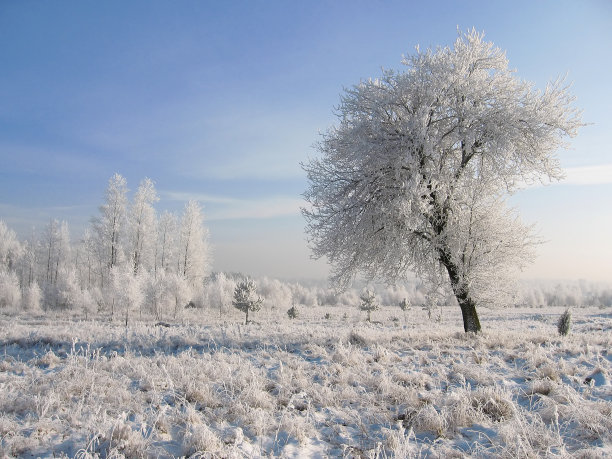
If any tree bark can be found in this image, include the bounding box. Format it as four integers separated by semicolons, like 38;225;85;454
439;248;482;333
455;289;481;333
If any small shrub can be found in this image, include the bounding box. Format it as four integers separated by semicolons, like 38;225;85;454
324;312;332;320
347;330;370;347
399;298;410;312
470;387;515;422
287;305;299;319
558;308;571;336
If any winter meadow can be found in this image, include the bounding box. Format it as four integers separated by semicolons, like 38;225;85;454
2;27;612;458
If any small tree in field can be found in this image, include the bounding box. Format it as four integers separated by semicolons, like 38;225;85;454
303;29;582;333
359;289;379;322
232;279;263;325
399;297;410;324
558;308;571;336
287;304;299;319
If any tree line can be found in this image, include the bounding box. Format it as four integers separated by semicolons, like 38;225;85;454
0;173;210;324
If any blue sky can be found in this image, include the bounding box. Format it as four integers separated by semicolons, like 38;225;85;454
1;1;611;281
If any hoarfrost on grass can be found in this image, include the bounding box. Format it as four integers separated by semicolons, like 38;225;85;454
0;305;610;457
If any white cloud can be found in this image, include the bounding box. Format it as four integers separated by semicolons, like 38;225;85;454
563;164;612;185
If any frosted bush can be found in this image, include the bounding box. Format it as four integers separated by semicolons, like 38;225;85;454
470;387;516;422
106;419;149;458
411;404;447;436
182;423;223;456
0;270;21;310
22;281;42;312
287;304;299;319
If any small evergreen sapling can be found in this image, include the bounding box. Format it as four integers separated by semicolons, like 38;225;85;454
359;289;379;322
399;297;411;324
287;304;299;319
558;308;572;336
232;279;263;325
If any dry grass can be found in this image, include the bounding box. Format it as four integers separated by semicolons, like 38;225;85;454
0;305;610;457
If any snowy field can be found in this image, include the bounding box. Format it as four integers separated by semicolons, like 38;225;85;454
0;306;610;458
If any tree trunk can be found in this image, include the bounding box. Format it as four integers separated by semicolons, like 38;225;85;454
456;291;481;333
439;248;482;333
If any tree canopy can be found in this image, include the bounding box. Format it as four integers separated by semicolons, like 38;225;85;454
303;30;582;332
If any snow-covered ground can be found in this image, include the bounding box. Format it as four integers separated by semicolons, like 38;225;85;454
0;305;610;457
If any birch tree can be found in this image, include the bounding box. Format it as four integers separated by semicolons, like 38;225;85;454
303;29;582;332
177;200;211;287
155;211;177;277
0;220;22;272
93;173;128;283
127;178;159;274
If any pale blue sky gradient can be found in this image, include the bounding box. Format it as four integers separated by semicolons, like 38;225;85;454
1;1;611;281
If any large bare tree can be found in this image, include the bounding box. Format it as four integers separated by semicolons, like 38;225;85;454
303;30;582;332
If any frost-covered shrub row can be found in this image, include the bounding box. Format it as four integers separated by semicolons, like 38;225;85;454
0;307;610;457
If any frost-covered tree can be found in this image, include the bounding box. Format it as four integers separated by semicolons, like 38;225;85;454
155;211;177;276
110;265;144;326
0;270;21;310
127;178;158;274
93;173;128;283
359;289;380;322
79;228;98;289
166;272;192;319
177;201;211;287
259;276;293;311
55;268;82;310
22;281;42;313
80;288;97;320
303;29;582;332
399;297;411;324
0;220;22;272
39;219;72;308
18;229;39;288
41;219;59;285
203;272;236;318
232;279;263;325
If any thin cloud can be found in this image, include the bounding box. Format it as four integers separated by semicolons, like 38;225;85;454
162;191;239;204
208;197;303;221
517;163;612;189
563;164;612;185
161;191;304;221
